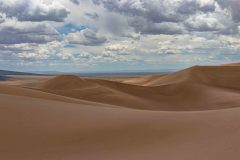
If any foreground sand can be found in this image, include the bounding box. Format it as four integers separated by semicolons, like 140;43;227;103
1;92;240;160
1;65;240;160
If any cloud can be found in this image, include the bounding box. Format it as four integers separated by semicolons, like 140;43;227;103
91;0;220;35
0;41;63;61
85;12;99;20
137;21;183;35
104;42;136;56
219;24;240;35
0;0;70;22
16;41;63;60
92;0;216;23
217;0;240;22
185;13;224;31
1;0;240;71
178;0;216;14
0;18;60;44
70;0;80;5
105;44;129;51
93;0;146;16
0;13;6;23
65;28;107;46
92;0;180;23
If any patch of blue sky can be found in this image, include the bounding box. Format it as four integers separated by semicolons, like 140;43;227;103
64;44;76;48
57;23;87;34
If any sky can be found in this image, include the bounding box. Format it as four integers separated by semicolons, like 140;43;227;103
0;0;240;72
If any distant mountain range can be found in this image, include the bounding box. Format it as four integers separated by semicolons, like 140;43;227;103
0;69;175;77
0;70;40;76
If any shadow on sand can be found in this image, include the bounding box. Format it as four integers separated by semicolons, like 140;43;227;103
0;76;10;81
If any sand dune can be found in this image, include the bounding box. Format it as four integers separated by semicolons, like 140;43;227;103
40;75;97;90
1;65;240;159
30;65;240;111
125;65;240;87
123;74;167;85
0;83;114;107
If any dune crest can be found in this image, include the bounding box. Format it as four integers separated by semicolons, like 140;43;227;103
126;66;240;88
40;75;97;90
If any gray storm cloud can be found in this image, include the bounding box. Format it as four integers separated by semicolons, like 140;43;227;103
0;0;70;22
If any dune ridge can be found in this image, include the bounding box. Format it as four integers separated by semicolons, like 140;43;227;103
0;83;117;108
27;65;240;111
125;65;240;88
40;75;97;90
